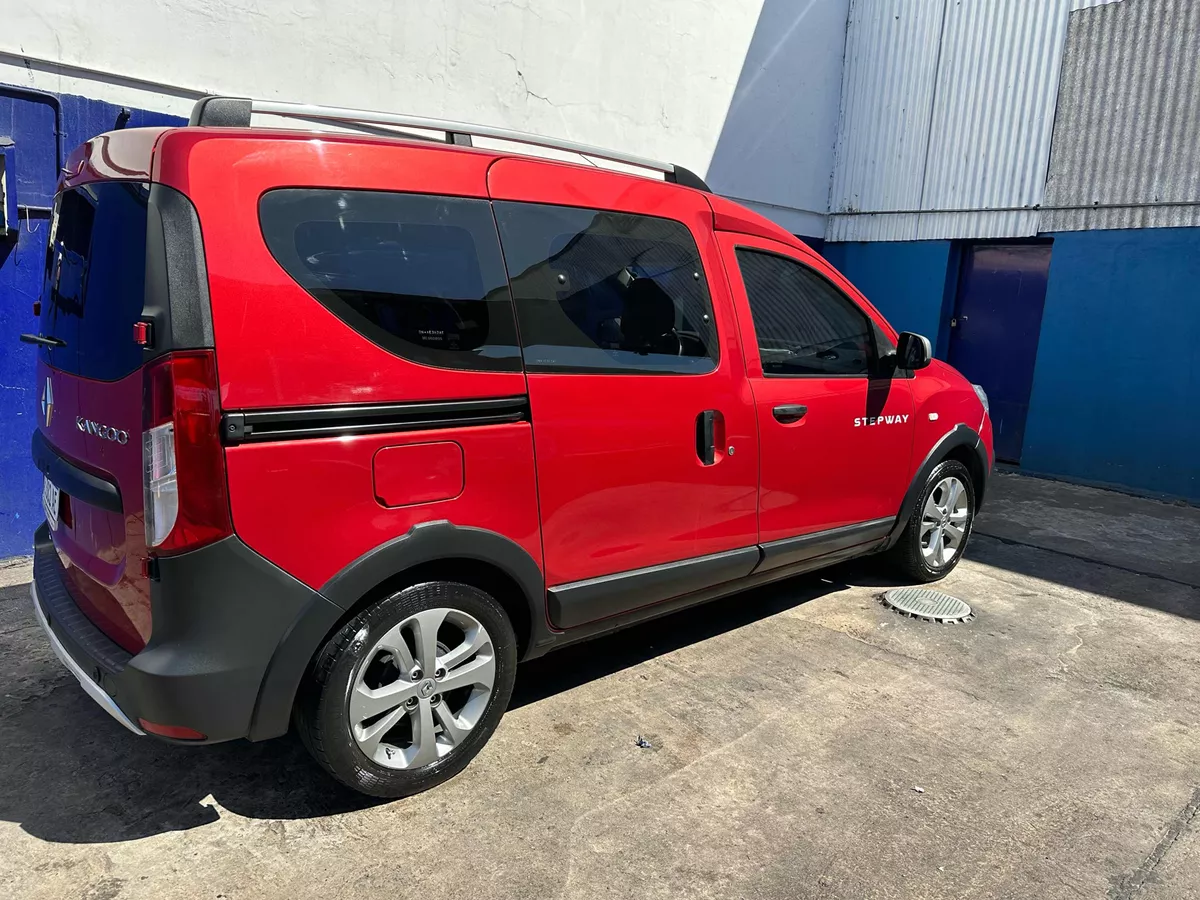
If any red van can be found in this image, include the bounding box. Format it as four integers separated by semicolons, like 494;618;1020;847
26;96;992;797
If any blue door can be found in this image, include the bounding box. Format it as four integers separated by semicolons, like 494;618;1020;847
947;242;1051;464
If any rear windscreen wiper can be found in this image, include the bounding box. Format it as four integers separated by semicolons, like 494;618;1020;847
19;333;66;348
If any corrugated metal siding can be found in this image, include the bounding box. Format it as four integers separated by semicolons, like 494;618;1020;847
1041;0;1200;231
917;0;1067;239
829;0;1075;242
827;0;945;242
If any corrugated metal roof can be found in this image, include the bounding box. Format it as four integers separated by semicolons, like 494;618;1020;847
829;0;1075;242
1040;0;1200;231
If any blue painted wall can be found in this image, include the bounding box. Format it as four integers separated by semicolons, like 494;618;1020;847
825;231;1200;502
0;85;183;558
1022;227;1200;502
821;240;953;351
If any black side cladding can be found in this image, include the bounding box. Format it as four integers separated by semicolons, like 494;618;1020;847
143;183;214;356
547;546;761;629
138;534;339;742
31;523;339;742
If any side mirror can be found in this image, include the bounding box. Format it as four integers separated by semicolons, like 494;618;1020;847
896;332;932;370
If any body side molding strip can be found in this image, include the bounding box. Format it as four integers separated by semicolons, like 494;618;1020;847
755;517;894;574
222;396;530;444
548;546;762;630
547;515;898;632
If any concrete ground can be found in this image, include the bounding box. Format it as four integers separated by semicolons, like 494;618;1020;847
1;472;1198;900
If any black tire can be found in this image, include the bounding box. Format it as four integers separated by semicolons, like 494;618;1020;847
295;581;517;798
887;459;976;583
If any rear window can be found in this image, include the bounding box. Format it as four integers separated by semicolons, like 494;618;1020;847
259;189;521;372
39;182;149;381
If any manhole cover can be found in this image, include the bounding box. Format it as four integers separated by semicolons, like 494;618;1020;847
881;588;973;623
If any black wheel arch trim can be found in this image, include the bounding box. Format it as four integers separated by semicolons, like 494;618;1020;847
249;521;549;740
320;520;547;644
319;520;545;612
882;422;989;551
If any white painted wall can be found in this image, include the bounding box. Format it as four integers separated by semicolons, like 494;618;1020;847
700;0;850;237
0;0;852;235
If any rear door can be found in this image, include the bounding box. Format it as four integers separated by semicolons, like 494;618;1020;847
489;160;759;629
34;181;154;652
717;233;914;554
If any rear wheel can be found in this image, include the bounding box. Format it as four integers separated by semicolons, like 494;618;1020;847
887;459;975;583
296;581;517;798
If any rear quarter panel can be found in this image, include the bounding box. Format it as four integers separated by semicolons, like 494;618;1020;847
224;422;542;591
154;131;543;591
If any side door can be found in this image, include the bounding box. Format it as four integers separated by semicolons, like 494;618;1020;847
717;233;915;562
489;160;759;630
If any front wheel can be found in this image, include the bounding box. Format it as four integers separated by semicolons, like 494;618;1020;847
295;581;517;798
887;459;976;583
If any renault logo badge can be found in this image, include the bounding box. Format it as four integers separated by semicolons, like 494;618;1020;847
41;377;53;428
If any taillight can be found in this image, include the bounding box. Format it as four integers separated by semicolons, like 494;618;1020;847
142;351;232;555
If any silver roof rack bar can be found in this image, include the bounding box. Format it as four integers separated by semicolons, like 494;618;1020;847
187;95;711;191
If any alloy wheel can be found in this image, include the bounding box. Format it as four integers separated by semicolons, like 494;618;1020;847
349;607;496;769
920;475;970;568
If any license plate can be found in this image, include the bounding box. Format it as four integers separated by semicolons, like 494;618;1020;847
42;476;61;531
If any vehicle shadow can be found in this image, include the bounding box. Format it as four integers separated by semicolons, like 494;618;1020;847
0;561;878;844
0;689;378;843
510;564;866;710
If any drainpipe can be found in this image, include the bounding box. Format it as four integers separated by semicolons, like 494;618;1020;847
0;84;64;172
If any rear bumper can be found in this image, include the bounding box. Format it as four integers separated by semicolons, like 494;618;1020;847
31;523;343;744
30;579;144;735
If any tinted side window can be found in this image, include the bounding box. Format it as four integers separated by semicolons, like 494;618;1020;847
735;250;874;377
260;190;520;372
39;182;149;381
494;202;717;374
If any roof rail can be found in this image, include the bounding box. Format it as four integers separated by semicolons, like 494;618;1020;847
188;95;711;192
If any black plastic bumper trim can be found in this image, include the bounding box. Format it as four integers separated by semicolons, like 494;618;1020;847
30;522;327;744
33;528;133;676
31;579;144;734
